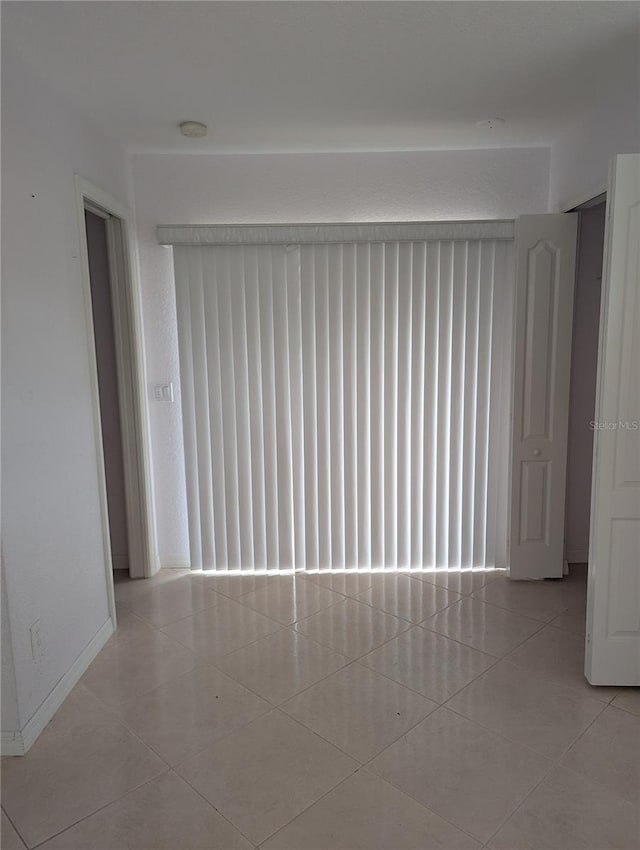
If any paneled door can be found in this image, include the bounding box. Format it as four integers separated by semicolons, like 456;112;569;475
586;154;640;686
509;214;578;579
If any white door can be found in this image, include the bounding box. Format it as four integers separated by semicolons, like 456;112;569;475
509;214;578;579
586;154;640;686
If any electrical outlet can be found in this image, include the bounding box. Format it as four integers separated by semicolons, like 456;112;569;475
30;620;45;660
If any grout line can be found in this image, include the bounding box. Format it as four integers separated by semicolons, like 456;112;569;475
173;767;260;848
27;768;172;849
482;699;613;847
359;766;489;848
419;603;550;658
211;630;353;707
252;764;362;848
1;806;28;850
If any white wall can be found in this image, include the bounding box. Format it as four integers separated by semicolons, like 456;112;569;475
1;570;19;733
1;51;130;733
133;147;551;564
548;34;640;210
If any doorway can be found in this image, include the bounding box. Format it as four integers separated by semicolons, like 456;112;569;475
75;176;157;611
564;197;607;566
84;208;130;575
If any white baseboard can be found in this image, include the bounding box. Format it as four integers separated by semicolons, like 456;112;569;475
1;730;25;757
1;618;114;756
159;555;191;569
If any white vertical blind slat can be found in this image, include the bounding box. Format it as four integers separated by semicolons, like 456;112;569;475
286;247;306;569
314;246;332;567
384;243;399;567
217;251;242;567
229;249;254;569
202;250;228;568
409;242;426;568
173;237;513;572
449;242;468;567
397;243;413;568
370;243;386;567
423;243;440;569
342;244;359;568
257;248;280;568
272;248;295;569
356;244;371;569
328;245;346;568
243;247;267;569
174;248;203;568
301;247;319;568
188;250;216;570
461;241;481;569
436;243;454;568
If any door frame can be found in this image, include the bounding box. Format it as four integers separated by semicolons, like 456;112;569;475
75;175;158;622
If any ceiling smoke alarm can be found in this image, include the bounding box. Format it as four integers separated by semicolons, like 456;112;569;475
476;118;506;130
179;121;208;138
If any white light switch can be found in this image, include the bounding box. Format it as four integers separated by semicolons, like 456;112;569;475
153;383;174;403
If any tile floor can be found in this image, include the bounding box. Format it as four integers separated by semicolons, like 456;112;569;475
2;565;639;849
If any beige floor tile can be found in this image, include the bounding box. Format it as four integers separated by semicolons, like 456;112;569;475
355;573;459;623
549;603;586;635
119;578;220;627
303;571;376;597
160;595;281;659
506;625;619;702
471;578;577;623
110;604;159;644
489;765;639;850
238;577;342;625
360;626;496;703
424;597;543;657
281;662;437;762
560;706;640;805
177;710;357;846
1;811;26;850
0;686;166;848
39;772;252;850
612;688;640;717
262;769;481;850
217;628;348;704
192;571;299;599
446;660;605;758
294;598;410;658
81;627;199;709
369;707;550;844
113;569;191;606
116;665;270;765
410;569;506;596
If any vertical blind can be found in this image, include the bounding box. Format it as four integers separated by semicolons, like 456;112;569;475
169;229;514;571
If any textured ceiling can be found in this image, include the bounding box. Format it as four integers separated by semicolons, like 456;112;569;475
3;1;639;153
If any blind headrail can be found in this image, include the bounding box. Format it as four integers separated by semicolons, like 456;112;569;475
157;220;515;246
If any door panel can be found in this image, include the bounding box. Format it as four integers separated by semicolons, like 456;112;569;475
586;154;640;685
510;214;578;578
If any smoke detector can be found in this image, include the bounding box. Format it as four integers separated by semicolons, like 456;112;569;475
179;121;208;139
476;118;506;130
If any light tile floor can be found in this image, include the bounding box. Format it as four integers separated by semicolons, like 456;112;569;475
2;565;639;849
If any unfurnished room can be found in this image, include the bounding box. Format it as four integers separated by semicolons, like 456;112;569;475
1;2;639;849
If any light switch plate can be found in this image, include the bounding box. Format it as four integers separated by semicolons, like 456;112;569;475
153;383;174;403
